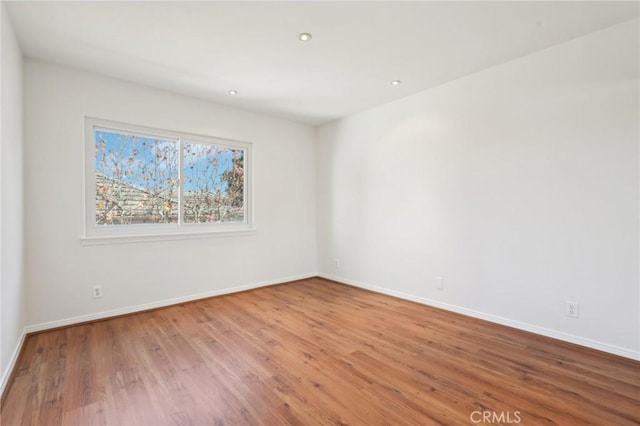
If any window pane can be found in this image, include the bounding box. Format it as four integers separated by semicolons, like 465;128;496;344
94;130;179;225
183;142;245;223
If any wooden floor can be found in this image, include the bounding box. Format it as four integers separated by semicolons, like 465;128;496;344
2;278;639;425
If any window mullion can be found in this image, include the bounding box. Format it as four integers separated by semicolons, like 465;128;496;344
178;138;184;226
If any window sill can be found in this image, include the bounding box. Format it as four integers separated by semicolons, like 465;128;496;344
80;227;257;246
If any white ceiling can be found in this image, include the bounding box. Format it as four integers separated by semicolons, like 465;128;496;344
6;1;639;125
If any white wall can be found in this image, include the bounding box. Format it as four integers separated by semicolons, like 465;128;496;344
1;3;27;391
24;60;317;328
317;19;640;358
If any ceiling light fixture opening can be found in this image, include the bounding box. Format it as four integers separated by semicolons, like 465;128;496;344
228;90;238;95
299;33;312;42
391;80;402;86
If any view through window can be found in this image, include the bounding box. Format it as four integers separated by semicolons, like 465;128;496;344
86;118;250;238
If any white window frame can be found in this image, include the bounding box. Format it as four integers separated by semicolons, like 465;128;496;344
82;117;254;245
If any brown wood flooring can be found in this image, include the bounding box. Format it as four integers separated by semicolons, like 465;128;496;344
1;278;639;425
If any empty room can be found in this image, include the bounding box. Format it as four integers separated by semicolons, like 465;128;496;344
1;1;639;425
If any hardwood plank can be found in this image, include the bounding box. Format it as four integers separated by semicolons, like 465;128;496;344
2;278;638;425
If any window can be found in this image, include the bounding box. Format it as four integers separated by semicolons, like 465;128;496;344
84;118;252;242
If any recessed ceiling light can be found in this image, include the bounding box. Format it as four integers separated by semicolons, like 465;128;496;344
299;33;312;42
391;80;402;86
228;90;238;95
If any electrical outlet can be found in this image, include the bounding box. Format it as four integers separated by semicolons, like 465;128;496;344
93;285;103;298
334;258;340;268
435;276;444;290
566;301;579;318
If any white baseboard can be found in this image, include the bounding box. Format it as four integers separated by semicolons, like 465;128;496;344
25;273;317;334
1;328;27;398
318;273;640;361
